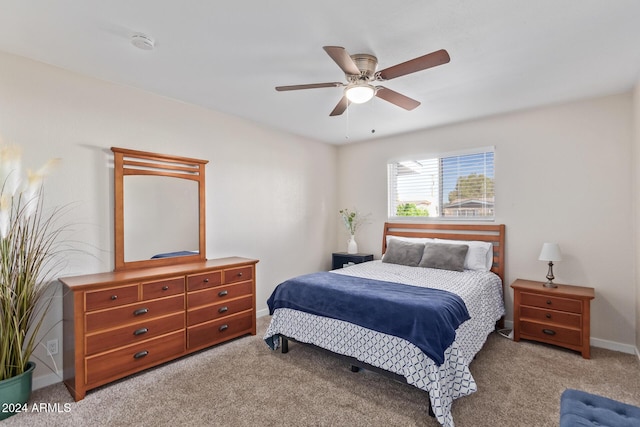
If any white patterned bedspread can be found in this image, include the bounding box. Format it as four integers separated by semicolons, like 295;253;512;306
264;260;505;427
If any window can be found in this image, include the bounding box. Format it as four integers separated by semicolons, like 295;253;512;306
387;148;495;220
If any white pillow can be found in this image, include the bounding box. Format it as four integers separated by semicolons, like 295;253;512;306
385;235;436;245
435;238;493;271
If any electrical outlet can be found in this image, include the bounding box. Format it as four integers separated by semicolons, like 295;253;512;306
46;339;59;355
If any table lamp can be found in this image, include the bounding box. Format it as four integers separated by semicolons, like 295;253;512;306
539;243;562;288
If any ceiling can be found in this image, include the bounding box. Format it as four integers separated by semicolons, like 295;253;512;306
1;1;639;145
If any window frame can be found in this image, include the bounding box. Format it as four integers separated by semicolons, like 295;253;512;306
387;146;495;222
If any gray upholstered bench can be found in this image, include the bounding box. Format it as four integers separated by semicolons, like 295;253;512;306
560;389;640;427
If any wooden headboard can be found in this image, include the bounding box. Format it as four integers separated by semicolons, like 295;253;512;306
382;222;506;282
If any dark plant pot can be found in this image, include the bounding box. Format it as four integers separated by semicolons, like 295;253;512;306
0;362;35;420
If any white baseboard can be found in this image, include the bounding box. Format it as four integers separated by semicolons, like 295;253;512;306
256;308;269;318
32;371;63;391
590;337;637;355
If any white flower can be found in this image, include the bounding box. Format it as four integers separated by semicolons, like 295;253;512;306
22;159;60;218
0;142;60;236
339;208;370;236
0;145;23;196
0;194;11;238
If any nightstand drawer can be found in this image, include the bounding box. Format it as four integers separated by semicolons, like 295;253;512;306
520;321;582;346
332;253;374;269
520;292;582;313
520;306;582;328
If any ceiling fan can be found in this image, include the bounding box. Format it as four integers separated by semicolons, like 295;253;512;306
275;46;450;116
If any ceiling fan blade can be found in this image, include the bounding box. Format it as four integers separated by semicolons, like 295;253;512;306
323;46;361;76
276;82;343;91
375;87;420;110
329;96;350;116
377;49;450;81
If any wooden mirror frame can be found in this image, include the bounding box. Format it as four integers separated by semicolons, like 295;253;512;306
112;147;208;271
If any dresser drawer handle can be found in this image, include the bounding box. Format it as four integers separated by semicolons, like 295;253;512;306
133;350;149;359
218;306;228;313
545;313;552;319
133;328;149;336
546;300;552;305
542;329;556;336
110;295;118;300
237;272;243;277
219;324;229;332
162;286;169;291
133;308;149;316
203;278;209;283
218;290;228;297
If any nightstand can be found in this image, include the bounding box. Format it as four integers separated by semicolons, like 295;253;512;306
332;252;373;270
511;279;595;358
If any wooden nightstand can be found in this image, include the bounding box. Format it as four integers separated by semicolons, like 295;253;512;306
332;252;374;270
511;279;595;359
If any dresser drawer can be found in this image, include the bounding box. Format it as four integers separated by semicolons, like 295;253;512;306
187;281;252;309
142;277;185;300
520;292;582;314
187;311;253;349
187;271;222;291
85;295;185;333
85;284;139;311
520;306;582;328
85;312;185;356
85;330;185;385
187;295;253;326
224;266;253;284
520;321;582;347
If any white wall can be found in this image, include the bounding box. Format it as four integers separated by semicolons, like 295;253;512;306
337;93;635;349
0;51;338;386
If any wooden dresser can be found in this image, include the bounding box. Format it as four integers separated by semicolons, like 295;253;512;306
61;257;258;401
511;278;595;358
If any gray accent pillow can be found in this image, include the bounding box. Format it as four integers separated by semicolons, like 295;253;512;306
382;238;425;267
419;242;469;272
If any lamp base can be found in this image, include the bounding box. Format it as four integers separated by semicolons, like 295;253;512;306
543;261;557;288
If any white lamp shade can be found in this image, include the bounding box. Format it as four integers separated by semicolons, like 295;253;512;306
539;243;562;262
345;84;375;104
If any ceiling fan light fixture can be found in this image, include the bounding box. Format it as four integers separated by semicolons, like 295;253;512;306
345;84;375;104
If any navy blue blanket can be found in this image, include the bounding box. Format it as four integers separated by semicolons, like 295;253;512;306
266;272;470;365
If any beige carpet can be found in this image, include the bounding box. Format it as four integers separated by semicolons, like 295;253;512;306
4;317;640;427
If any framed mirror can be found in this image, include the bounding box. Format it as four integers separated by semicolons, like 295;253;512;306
112;147;208;270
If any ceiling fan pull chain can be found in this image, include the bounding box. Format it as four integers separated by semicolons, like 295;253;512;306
345;101;350;140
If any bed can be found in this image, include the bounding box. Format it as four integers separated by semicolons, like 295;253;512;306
264;222;506;427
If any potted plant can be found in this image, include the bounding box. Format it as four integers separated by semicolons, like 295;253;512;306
0;144;64;419
339;208;369;254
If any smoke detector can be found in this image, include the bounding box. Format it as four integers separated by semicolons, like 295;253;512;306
131;33;155;50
